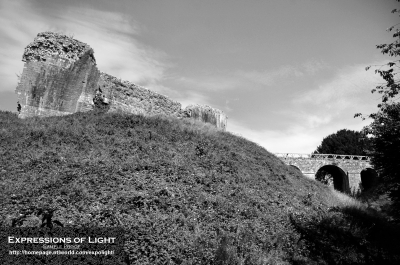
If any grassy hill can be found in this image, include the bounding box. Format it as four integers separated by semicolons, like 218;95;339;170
0;110;399;264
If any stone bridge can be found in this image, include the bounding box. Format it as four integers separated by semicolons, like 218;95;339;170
275;153;377;194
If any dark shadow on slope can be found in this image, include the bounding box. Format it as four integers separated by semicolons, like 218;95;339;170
289;206;400;265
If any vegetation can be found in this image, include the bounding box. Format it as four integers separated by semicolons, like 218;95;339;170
355;0;400;213
364;1;400;106
313;129;370;155
360;103;400;218
1;110;399;264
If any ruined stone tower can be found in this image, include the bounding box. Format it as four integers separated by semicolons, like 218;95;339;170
16;32;100;118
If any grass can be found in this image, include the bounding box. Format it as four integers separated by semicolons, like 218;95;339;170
0;110;399;264
327;188;366;209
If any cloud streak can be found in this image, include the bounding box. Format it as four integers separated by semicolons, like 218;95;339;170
293;62;385;113
228;62;383;153
239;59;328;86
227;119;323;154
0;0;169;94
172;59;329;94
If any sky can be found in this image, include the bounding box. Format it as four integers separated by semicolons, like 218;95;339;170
0;0;398;153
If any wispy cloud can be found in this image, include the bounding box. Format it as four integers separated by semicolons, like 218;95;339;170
224;98;239;113
0;0;168;93
239;65;304;86
0;1;36;93
172;59;329;93
49;8;168;86
227;112;371;154
176;91;211;109
227;119;322;153
227;62;384;153
0;0;219;111
174;75;241;92
302;60;329;75
239;59;328;86
293;62;385;113
289;62;384;129
146;82;211;109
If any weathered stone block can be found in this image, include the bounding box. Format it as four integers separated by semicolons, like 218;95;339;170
16;32;100;118
184;104;228;131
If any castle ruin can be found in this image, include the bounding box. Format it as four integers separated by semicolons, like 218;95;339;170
15;32;228;131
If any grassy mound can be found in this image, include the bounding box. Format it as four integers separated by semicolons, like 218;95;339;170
0;111;399;264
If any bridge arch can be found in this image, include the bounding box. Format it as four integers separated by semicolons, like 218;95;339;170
315;165;350;193
360;168;378;191
289;165;302;172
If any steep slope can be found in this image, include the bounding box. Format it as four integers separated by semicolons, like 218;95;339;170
0;111;399;264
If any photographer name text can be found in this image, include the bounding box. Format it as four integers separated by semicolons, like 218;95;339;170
8;236;116;244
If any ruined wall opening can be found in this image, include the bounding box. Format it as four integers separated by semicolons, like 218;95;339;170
315;165;350;193
360;168;378;191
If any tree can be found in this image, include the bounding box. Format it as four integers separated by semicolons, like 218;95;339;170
362;103;400;200
355;0;400;205
314;129;370;155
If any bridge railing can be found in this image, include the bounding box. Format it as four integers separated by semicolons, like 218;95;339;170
274;153;370;161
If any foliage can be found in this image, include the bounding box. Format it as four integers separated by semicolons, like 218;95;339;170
315;170;334;186
362;103;400;204
314;129;370;155
363;2;400;106
355;0;400;208
290;205;400;265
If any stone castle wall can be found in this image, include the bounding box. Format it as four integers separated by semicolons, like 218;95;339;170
15;32;227;130
184;104;228;131
99;73;184;117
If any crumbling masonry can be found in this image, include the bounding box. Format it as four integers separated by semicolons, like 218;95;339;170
15;32;228;131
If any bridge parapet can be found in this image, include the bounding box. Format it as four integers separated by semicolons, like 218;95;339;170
274;153;370;161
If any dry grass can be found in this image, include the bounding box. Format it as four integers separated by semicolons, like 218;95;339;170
327;187;366;209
